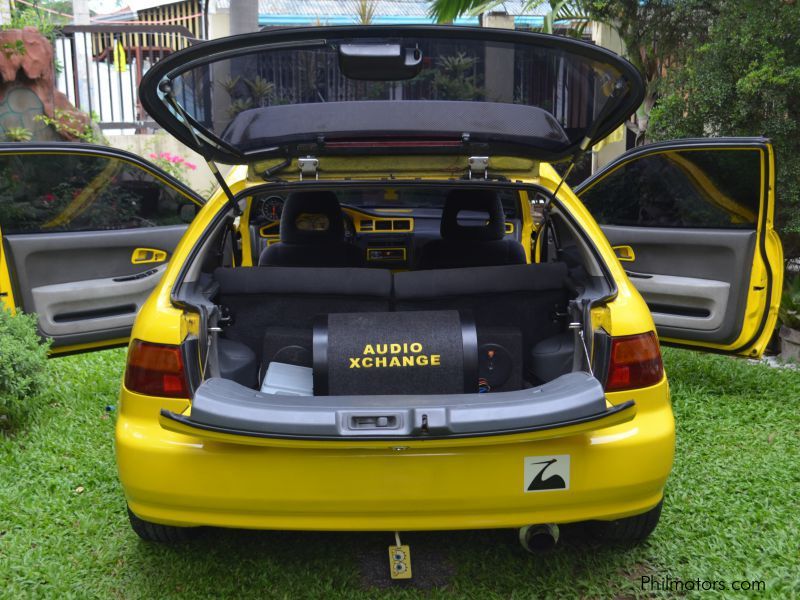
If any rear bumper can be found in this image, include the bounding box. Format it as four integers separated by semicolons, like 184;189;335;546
116;380;674;531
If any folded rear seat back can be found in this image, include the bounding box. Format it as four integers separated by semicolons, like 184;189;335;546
213;266;393;364
213;264;569;392
392;263;569;301
393;263;570;382
213;266;393;297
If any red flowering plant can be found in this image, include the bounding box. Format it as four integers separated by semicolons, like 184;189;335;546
147;151;197;186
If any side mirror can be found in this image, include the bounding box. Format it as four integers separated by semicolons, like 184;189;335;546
179;203;199;223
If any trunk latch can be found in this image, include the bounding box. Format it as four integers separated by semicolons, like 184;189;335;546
468;156;489;179
298;156;319;180
349;415;399;429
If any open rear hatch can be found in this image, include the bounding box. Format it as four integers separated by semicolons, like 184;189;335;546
139;25;644;164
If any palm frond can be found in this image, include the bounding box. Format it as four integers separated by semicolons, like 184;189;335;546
428;0;487;22
429;0;578;26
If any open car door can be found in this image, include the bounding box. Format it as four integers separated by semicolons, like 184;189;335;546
576;137;783;357
0;143;204;354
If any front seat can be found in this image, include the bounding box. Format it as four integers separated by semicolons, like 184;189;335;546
258;191;362;267
416;189;527;270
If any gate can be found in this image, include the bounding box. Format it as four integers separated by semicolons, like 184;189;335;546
54;24;200;132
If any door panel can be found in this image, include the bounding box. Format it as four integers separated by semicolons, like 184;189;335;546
0;143;204;351
576;138;782;357
4;227;184;345
601;226;756;344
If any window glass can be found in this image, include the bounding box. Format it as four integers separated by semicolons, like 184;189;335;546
0;153;197;234
171;34;635;157
580;149;761;228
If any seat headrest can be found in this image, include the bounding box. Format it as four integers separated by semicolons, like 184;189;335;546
279;191;345;245
441;189;506;242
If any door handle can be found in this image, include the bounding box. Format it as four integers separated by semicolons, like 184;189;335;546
131;247;167;264
612;245;636;262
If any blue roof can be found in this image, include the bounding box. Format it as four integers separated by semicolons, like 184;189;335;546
258;15;547;26
213;0;548;27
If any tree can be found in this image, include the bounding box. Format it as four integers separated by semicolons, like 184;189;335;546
580;1;717;142
649;0;800;260
428;0;718;142
430;0;590;34
541;1;590;35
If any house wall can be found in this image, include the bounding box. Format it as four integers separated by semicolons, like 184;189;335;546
105;133;227;195
590;22;628;172
207;6;230;39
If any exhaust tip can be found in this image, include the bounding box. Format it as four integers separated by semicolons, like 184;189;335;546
519;523;560;553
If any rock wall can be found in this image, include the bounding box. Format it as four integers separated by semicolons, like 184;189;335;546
0;26;89;141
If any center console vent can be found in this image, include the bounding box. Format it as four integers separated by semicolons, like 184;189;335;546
358;217;414;233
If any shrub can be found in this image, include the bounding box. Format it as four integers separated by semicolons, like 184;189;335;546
147;150;197;186
779;276;800;331
649;0;800;262
0;308;51;420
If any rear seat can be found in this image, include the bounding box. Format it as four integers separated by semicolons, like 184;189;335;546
393;263;568;327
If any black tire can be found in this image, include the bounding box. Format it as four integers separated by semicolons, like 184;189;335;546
587;499;663;544
127;507;198;542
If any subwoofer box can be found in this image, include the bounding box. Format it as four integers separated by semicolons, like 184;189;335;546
477;326;523;392
313;310;477;396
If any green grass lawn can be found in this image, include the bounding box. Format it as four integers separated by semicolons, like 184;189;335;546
1;348;798;599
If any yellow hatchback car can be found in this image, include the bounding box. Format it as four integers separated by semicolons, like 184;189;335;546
0;26;782;549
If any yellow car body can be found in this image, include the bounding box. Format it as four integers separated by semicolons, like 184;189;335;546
0;27;782;542
116;159;678;531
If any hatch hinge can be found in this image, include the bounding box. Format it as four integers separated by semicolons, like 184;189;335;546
467;156;489;180
298;156;319;180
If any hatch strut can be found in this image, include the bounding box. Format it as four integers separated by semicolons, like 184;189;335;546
542;78;626;263
160;84;242;216
551;79;627;200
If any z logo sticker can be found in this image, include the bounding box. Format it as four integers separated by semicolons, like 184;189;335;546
524;455;570;492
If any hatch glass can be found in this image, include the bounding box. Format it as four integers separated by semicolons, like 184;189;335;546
141;27;643;163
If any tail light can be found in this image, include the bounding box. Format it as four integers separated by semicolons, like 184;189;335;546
125;340;189;398
605;332;664;392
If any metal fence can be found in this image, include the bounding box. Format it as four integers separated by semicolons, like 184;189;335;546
54;24;199;133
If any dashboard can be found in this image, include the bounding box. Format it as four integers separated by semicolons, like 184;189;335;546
248;191;527;269
256;195;285;223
